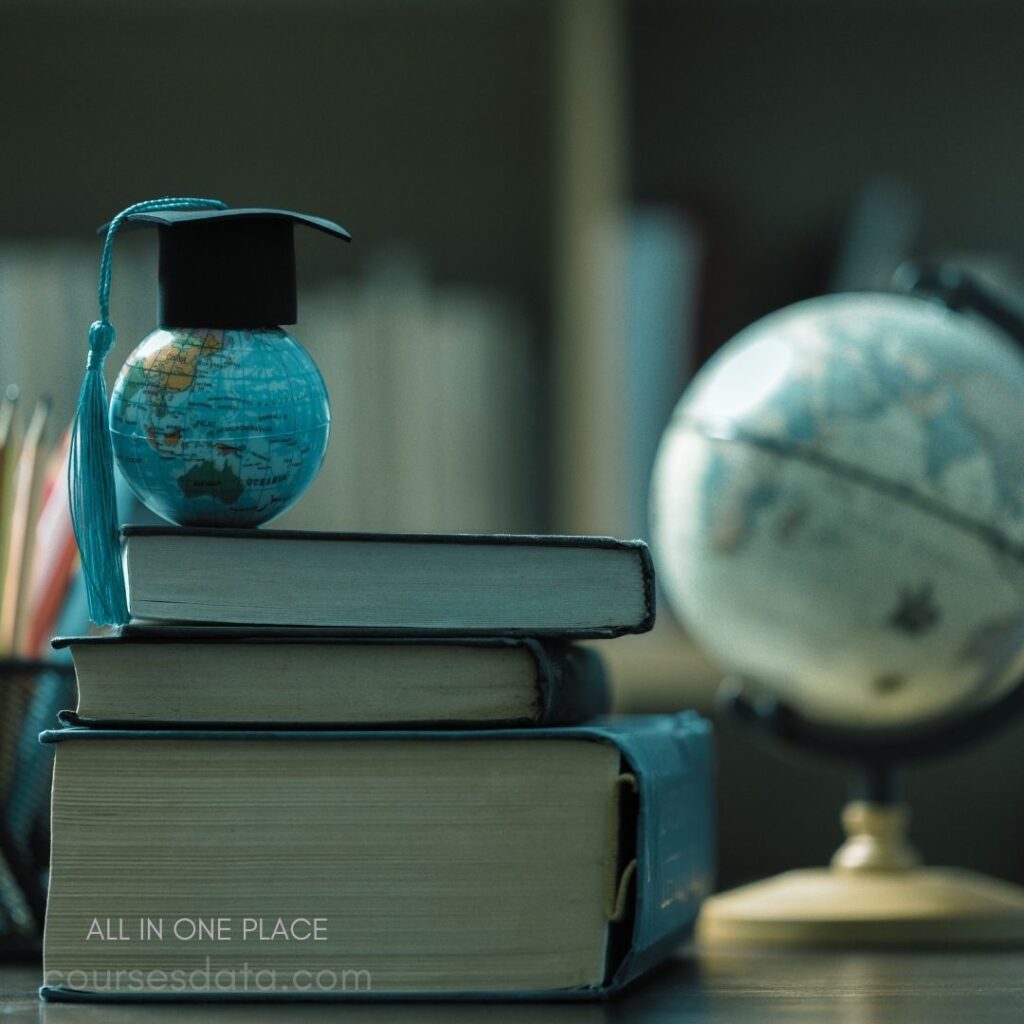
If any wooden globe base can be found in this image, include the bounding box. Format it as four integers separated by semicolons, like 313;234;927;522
699;867;1024;947
699;802;1024;947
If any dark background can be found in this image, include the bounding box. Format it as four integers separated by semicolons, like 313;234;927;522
2;0;1024;891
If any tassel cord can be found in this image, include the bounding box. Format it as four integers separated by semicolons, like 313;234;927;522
69;196;226;625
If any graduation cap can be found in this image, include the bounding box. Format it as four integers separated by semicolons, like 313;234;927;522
71;197;351;627
103;207;351;327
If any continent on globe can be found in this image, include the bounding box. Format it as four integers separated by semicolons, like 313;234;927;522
178;459;246;506
110;327;330;527
118;331;225;417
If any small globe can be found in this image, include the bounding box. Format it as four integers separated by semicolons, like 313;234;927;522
651;292;1024;730
110;327;330;527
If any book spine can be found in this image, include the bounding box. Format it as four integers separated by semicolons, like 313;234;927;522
534;643;610;726
608;711;714;991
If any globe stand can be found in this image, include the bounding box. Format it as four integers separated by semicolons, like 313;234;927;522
698;677;1024;947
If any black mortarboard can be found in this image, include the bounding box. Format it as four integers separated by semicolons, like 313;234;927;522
101;208;351;328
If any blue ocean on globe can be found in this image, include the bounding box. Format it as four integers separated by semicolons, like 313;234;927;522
109;327;330;527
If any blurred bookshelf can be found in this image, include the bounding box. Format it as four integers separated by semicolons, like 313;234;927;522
5;0;1024;717
555;0;1024;710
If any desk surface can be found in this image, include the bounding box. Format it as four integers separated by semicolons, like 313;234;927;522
2;948;1023;1023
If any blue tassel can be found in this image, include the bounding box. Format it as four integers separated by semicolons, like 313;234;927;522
69;196;226;626
68;321;128;625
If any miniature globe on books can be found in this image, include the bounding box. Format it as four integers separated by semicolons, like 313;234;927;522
651;291;1024;731
65;201;349;629
110;327;329;527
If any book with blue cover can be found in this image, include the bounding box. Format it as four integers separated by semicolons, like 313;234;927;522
39;713;713;1001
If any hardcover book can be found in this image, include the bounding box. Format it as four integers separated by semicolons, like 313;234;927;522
52;631;609;728
40;713;713;1001
119;527;656;637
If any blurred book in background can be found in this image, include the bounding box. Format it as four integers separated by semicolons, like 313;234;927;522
0;240;154;431
291;254;537;534
830;177;921;294
621;206;702;541
0;241;538;538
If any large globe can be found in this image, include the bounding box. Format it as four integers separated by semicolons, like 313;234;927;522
109;327;330;527
651;293;1024;730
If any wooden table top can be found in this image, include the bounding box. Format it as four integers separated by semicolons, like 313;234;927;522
2;947;1023;1022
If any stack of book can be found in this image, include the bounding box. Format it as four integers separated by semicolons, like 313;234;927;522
41;527;713;1002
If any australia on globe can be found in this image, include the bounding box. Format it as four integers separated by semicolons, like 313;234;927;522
651;293;1024;731
109;327;330;527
